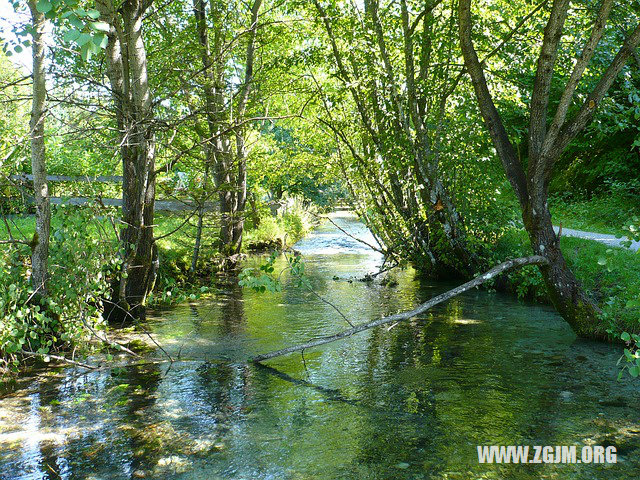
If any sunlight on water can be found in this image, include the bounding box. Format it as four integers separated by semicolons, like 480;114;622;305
1;213;639;479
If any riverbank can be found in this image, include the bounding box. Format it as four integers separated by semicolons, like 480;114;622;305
0;201;318;373
549;192;640;236
494;228;640;337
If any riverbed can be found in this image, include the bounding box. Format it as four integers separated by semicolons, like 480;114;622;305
1;212;639;479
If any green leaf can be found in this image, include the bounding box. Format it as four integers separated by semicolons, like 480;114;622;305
597;257;607;266
14;45;22;53
36;0;53;13
626;299;640;309
80;42;91;61
621;332;631;342
63;28;81;43
629;365;639;378
76;32;92;47
92;33;108;49
86;8;100;19
69;14;84;30
89;21;110;33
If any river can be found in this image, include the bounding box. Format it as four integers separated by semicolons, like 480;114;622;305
1;212;639;479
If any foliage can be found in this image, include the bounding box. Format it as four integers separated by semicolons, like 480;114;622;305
238;251;281;293
618;332;640;380
244;196;316;249
239;249;309;293
0;206;118;371
3;0;109;62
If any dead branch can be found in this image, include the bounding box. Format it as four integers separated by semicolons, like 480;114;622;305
251;255;548;362
22;350;98;370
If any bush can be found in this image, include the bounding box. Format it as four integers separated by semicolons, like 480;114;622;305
0;206;120;372
244;195;315;249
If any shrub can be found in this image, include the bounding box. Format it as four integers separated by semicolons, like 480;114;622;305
0;206;120;372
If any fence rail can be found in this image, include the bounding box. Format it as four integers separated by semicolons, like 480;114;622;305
41;197;217;212
9;174;216;212
10;174;123;183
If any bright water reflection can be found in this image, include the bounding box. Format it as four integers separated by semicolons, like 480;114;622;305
1;212;639;479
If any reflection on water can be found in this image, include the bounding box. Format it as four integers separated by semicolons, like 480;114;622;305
1;212;640;479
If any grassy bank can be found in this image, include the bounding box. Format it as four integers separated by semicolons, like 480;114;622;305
550;192;640;235
0;201;316;371
151;200;316;305
494;228;640;337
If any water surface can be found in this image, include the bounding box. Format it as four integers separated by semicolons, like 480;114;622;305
1;212;639;479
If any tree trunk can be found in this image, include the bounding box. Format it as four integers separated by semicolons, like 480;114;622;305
191;163;209;272
229;134;247;254
458;0;640;338
193;0;238;260
27;1;50;300
120;0;158;316
225;0;262;259
522;194;602;337
97;0;158;321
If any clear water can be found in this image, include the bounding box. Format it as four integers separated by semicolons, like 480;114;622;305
1;212;639;480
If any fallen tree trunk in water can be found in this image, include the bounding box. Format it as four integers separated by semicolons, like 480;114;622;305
252;255;548;363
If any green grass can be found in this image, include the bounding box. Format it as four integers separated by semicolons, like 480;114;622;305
549;193;640;235
495;228;640;336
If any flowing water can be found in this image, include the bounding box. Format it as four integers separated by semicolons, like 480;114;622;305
1;212;639;480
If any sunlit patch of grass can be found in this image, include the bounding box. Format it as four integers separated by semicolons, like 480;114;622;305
550;193;640;235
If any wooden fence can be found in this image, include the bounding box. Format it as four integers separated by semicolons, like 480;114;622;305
9;174;216;212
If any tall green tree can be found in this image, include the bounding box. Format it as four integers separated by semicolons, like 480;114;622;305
459;0;640;337
96;0;158;320
310;0;480;277
192;0;262;263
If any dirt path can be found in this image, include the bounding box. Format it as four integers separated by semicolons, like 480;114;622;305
555;226;640;252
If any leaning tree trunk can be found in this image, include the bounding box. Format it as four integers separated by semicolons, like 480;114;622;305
522;193;602;336
27;0;50;300
252;256;548;362
313;0;476;279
